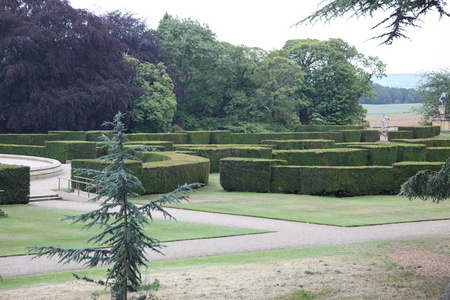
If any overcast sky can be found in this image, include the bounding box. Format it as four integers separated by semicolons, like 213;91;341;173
70;0;450;74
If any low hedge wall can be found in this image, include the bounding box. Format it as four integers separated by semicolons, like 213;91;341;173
388;131;415;140
48;131;87;141
0;164;30;204
391;138;450;147
397;126;440;138
72;152;209;195
294;125;364;132
210;130;232;144
0;134;62;146
46;141;97;163
185;131;211;144
175;145;272;172
127;133;188;144
272;148;368;166
346;144;397;166
220;158;286;192
426;147;450;161
392;161;444;190
336;130;362;143
270;165;396;196
392;143;427;162
360;129;379;142
0;144;45;157
127;141;174;151
261;139;335;150
230;132;345;144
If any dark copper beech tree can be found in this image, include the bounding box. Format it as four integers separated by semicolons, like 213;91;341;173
0;0;139;133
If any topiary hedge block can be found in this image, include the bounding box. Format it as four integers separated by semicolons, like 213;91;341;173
297;166;396;196
388;131;415;140
127;133;188;144
230;132;344;144
210;130;232;144
45;141;97;163
294;125;364;132
335;130;362;143
0;134;62;146
220;158;286;192
0;144;46;157
261;139;335;150
185;131;211;144
270;166;302;193
391;143;427;162
391;138;450;147
175;146;272;173
141;152;210;194
360;130;379;142
0;164;30;204
272;148;368;166
393;161;444;192
128;141;174;151
397;126;437;138
426;147;450;162
346;144;397;166
48;131;87;141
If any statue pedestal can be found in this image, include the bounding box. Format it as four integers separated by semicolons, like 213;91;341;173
432;105;450;132
379;130;389;142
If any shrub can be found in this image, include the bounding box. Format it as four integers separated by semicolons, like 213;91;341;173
0;134;62;146
392;143;427;161
261;139;335;150
272;148;368;166
0;144;45;157
346;144;397;166
397;126;438;138
426;147;450;162
294;125;364;132
47;131;87;141
360;129;379;142
0;164;30;204
45;141;97;163
185;131;211;144
388;130;415;140
392;161;444;192
336;130;362;142
210;130;232;144
220;158;286;192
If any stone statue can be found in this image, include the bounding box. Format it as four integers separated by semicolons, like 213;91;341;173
381;114;389;131
439;92;446;106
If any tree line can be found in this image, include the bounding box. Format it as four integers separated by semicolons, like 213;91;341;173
0;0;389;133
360;84;424;105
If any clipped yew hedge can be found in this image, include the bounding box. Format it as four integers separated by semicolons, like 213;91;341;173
0;134;62;146
0;144;45;157
230;132;345;144
294;125;364;132
185;131;211;144
127;133;188;144
261;139;336;150
346;143;397;166
272;148;368;166
393;143;427;162
388;130;415;140
0;164;30;204
360;129;379;142
48;131;87;141
392;161;444;189
391;138;450;147
397;126;440;138
271;165;396;196
176;145;272;173
210;130;232;144
426;147;450;162
220;158;286;192
45;141;97;163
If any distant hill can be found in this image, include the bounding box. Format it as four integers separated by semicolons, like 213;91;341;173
372;73;422;89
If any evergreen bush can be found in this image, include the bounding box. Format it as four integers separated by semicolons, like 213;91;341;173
0;164;30;204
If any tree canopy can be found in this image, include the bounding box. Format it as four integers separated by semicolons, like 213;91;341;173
299;0;450;44
0;0;139;133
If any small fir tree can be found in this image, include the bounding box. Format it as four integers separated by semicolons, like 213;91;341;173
28;112;200;300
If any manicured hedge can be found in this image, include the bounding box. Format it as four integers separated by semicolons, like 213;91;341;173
392;161;444;191
85;131;105;142
294;125;364;132
45;141;97;163
336;130;362;143
48;131;87;141
127;133;188;144
360;129;379;142
392;143;427;162
0;144;45;157
272;148;368;166
210;130;232;144
346;144;397;166
0;134;62;146
185;131;211;144
271;166;396;196
426;147;450;162
0;164;30;204
230;132;345;144
388;130;415;140
391;138;450;147
127;141;174;151
175;145;272;172
261;139;335;150
220;158;286;192
397;126;439;138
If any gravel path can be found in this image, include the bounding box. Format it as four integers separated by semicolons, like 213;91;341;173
2;164;449;278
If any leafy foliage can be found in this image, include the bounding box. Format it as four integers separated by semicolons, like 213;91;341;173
399;158;450;203
126;55;177;133
360;84;423;104
283;38;385;125
0;0;139;133
28;112;200;300
299;0;450;45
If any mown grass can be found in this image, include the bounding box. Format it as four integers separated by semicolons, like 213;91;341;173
0;204;268;257
133;173;450;227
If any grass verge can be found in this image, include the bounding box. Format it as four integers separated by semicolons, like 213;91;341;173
0;204;268;257
133;173;450;227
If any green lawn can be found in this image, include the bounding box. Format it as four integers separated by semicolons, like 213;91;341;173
363;103;422;116
0;204;268;257
134;173;450;227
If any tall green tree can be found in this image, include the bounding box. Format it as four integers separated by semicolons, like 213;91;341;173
28;112;199;300
299;0;450;44
413;69;450;122
126;55;177;133
283;38;385;125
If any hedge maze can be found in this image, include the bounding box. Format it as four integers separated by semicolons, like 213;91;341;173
0;125;448;203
